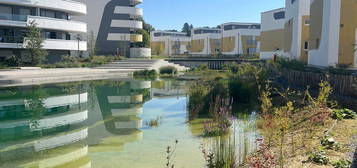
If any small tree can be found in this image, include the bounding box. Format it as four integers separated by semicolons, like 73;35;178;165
88;30;97;58
25;20;48;65
182;23;193;36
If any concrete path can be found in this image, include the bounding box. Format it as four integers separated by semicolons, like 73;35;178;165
0;68;132;87
0;59;189;87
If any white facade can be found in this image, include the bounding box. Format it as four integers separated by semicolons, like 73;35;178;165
191;28;221;55
221;22;261;55
260;8;286;59
151;31;191;56
0;0;88;60
284;0;311;59
308;0;341;67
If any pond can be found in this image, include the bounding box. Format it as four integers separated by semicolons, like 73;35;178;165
0;79;259;168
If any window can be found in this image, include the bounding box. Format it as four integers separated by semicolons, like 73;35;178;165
41;9;55;18
248;48;257;54
305;19;310;25
304;41;309;50
0;6;12;20
291;0;296;4
273;11;285;20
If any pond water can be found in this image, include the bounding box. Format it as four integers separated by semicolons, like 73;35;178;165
0;79;259;168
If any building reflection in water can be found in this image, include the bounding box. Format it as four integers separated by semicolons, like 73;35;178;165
0;84;90;168
0;79;201;168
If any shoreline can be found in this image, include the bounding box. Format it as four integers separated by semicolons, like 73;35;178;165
0;68;134;87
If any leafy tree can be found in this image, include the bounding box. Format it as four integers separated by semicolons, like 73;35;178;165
25;21;48;65
182;23;193;36
135;29;150;48
137;18;155;33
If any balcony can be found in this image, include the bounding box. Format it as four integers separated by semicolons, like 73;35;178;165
28;16;87;33
0;0;86;15
107;33;143;42
114;6;143;19
110;20;143;29
0;36;87;51
41;39;87;51
0;14;87;33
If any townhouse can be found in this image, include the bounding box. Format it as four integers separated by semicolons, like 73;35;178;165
260;8;286;59
308;0;357;68
150;31;191;56
221;22;261;56
283;0;311;63
190;27;222;56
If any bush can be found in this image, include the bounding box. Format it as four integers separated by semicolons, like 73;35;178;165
331;109;356;120
320;136;341;150
5;55;20;67
276;57;306;71
133;70;157;77
159;66;177;75
307;151;329;165
331;159;352;168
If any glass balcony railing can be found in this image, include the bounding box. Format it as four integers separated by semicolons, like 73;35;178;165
0;13;28;22
0;36;24;43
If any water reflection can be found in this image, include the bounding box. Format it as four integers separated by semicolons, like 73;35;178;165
0;79;259;168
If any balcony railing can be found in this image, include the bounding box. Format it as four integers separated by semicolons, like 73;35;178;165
0;0;86;15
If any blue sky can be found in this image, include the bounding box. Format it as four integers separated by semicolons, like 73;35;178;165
140;0;285;31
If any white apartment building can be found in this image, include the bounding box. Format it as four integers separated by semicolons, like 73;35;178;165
260;8;286;59
75;0;150;58
284;0;311;62
221;22;261;56
308;0;357;68
0;0;87;63
190;27;222;56
150;31;191;56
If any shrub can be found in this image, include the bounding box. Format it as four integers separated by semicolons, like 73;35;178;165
320;136;341;150
248;143;277;168
133;70;157;77
331;109;356;120
197;64;208;71
307;151;329;165
5;55;20;67
159;66;177;75
331;159;352;168
276;57;306;71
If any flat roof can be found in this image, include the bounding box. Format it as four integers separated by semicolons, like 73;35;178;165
261;7;285;14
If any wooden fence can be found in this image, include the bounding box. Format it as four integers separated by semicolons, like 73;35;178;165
282;70;357;97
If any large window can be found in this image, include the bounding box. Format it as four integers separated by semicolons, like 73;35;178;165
273;11;285;20
0;6;12;20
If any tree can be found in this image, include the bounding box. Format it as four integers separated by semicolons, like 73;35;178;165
137;18;155;33
135;29;150;48
182;23;193;36
25;21;48;65
88;30;97;57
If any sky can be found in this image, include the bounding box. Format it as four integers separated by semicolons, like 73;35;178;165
140;0;285;31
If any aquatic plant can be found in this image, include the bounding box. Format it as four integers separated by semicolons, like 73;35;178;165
165;139;179;168
146;117;162;128
200;136;239;168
